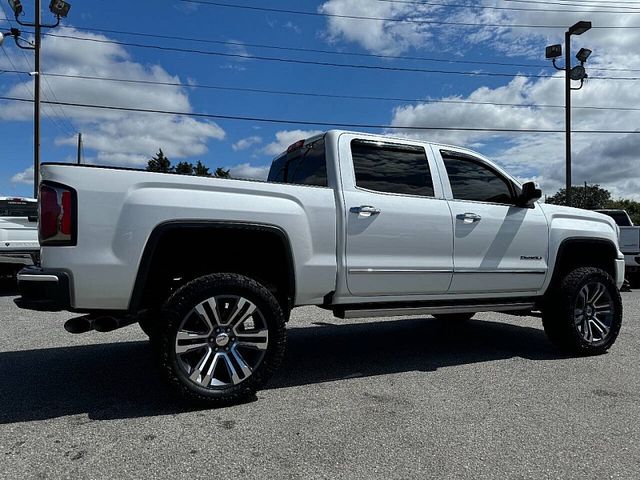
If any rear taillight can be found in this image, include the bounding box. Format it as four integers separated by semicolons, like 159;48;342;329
39;183;76;245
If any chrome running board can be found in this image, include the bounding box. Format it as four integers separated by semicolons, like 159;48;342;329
336;302;535;320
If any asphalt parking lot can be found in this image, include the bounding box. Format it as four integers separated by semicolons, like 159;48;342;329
0;285;638;480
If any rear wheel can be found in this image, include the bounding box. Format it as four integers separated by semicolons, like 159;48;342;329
542;267;622;355
433;312;475;322
157;273;286;406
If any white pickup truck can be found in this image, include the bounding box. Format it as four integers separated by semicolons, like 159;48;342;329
17;130;625;406
594;209;640;279
0;197;39;276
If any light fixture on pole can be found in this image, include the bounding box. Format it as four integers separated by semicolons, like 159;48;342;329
6;0;72;198
545;20;592;207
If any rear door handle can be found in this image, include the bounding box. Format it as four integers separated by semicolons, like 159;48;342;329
456;212;481;223
350;205;381;217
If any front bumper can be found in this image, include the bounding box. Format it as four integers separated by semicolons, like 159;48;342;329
615;258;625;289
15;266;71;311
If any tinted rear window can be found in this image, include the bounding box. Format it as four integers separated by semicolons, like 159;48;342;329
0;200;37;217
267;138;327;187
597;211;632;226
350;140;434;197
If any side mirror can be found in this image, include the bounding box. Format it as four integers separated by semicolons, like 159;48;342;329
518;181;542;207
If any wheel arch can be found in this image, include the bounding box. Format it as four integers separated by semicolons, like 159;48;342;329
129;220;296;314
547;237;618;292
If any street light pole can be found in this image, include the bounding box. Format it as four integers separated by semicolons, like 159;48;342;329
546;21;591;208
565;29;572;207
33;0;41;199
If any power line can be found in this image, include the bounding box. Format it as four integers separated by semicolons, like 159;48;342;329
377;0;640;13
2;95;640;134
504;0;640;10
31;33;640;81
179;0;640;28
0;2;76;137
2;18;640;73
3;69;639;112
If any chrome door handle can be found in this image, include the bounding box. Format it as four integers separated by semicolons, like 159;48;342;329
350;205;381;217
456;212;481;223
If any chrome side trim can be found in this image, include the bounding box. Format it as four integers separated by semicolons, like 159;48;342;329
454;269;547;274
348;268;453;274
17;274;59;283
340;302;535;320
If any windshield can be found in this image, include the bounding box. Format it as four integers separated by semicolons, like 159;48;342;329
0;199;37;218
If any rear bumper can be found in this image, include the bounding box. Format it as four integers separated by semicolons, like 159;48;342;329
0;250;38;266
15;267;71;311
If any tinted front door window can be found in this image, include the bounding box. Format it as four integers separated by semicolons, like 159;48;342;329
442;154;514;204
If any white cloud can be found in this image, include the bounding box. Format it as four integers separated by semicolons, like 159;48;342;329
11;167;34;185
263;130;323;156
0;27;225;167
319;0;435;55
232;136;262;151
229;163;270;181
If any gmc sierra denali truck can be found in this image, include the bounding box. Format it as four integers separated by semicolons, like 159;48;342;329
16;130;624;406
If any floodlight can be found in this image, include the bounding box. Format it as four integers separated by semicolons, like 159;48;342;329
0;32;4;47
569;65;587;81
49;0;71;18
8;0;23;16
568;21;591;36
576;48;592;63
545;44;562;59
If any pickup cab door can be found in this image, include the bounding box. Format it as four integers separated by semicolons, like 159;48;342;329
435;148;549;294
339;135;454;296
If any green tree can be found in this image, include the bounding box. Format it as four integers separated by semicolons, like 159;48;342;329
146;149;173;173
214;167;231;178
194;161;212;177
546;184;611;210
174;161;194;175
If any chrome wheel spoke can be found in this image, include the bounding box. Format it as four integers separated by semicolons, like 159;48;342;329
222;353;241;385
235;328;269;350
588;283;605;305
590;316;610;338
225;298;257;328
189;347;213;384
231;346;253;378
176;331;209;354
195;298;221;332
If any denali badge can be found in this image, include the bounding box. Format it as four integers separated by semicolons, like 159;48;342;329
521;255;542;260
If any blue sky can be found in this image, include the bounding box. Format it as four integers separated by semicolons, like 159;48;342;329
1;0;639;198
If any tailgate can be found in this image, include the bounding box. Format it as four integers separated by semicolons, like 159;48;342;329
619;226;640;255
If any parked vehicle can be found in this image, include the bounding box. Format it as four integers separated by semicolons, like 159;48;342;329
16;131;625;406
594;209;640;279
0;197;39;277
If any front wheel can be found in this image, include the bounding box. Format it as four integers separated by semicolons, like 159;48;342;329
157;273;286;407
542;267;622;355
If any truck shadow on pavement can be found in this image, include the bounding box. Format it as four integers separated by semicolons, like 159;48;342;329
0;317;564;424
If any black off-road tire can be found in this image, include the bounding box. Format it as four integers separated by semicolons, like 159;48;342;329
156;273;286;407
542;267;622;355
433;312;475;322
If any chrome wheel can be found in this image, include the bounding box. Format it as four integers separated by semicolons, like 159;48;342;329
574;281;614;343
175;295;269;388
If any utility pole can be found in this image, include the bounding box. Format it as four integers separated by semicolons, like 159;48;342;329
564;29;572;208
76;132;82;164
6;0;72;198
34;0;41;198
